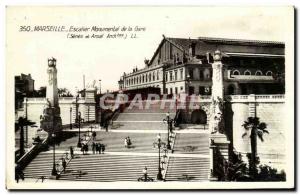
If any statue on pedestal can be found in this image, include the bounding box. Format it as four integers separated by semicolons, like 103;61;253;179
40;58;62;133
210;50;225;134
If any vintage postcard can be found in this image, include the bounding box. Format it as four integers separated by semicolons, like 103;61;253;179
6;6;294;189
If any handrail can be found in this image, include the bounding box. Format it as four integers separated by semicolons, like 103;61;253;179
17;137;49;170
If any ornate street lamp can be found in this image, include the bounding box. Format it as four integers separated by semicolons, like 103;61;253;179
186;74;191;95
99;79;102;95
70;107;72;129
87;106;90;123
163;112;174;150
75;94;79;125
77;112;82;148
153;134;166;181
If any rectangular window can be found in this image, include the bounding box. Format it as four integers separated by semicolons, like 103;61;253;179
189;69;194;79
180;69;183;80
170;88;173;95
170;72;173;81
175;87;178;94
165;73;168;82
199;86;205;95
175;71;178;80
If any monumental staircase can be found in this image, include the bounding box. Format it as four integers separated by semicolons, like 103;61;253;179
111;100;176;130
21;99;211;182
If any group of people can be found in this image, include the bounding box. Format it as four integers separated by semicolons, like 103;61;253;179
81;143;89;154
92;142;105;154
124;136;132;148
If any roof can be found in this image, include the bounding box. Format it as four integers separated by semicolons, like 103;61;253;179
148;36;285;65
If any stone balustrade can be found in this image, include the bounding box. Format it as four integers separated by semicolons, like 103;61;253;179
175;94;285;103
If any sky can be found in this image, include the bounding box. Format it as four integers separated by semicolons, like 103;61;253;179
6;6;292;95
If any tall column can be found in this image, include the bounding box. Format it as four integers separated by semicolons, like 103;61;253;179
40;58;62;133
209;50;230;179
46;58;59;107
210;50;225;134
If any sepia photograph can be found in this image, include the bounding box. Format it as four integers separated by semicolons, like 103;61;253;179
5;6;295;190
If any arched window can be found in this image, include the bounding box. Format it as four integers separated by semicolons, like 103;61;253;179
255;70;263;76
244;70;251;75
157;71;159;80
149;73;151;82
145;74;148;82
153;72;155;81
266;71;273;76
232;70;240;75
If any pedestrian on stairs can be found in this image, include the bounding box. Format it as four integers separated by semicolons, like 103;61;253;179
143;166;148;181
98;143;102;154
101;144;105;154
96;143;99;154
70;146;74;158
62;159;67;172
92;131;97;141
85;144;89;154
92;142;96;154
124;137;128;148
81;145;85;155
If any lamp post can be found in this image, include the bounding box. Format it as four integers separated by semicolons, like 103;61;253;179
186;74;191;95
51;132;57;176
70;107;72;129
51;106;57;177
99;79;102;126
77;112;82;148
87;106;90;123
186;75;191;112
99;79;102;95
163;112;174;150
75;94;79;125
153;134;165;181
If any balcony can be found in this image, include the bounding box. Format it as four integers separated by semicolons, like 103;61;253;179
226;70;274;81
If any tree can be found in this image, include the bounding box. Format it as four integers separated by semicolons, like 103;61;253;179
58;88;73;97
242;117;269;176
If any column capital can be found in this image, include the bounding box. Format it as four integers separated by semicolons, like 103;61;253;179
213;50;222;62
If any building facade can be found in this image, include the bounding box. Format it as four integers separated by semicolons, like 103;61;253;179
119;36;285;96
15;74;35;110
118;36;286;170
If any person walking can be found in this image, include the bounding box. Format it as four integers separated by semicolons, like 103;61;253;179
143;166;148;181
92;142;96;154
62;158;67;172
85;144;89;154
104;119;109;132
101;144;105;154
127;136;132;147
81;145;85;155
96;143;100;154
99;143;102;154
124;137;128;148
70;146;74;158
92;131;97;141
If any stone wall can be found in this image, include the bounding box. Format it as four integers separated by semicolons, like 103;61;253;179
18;95;96;146
229;96;286;171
